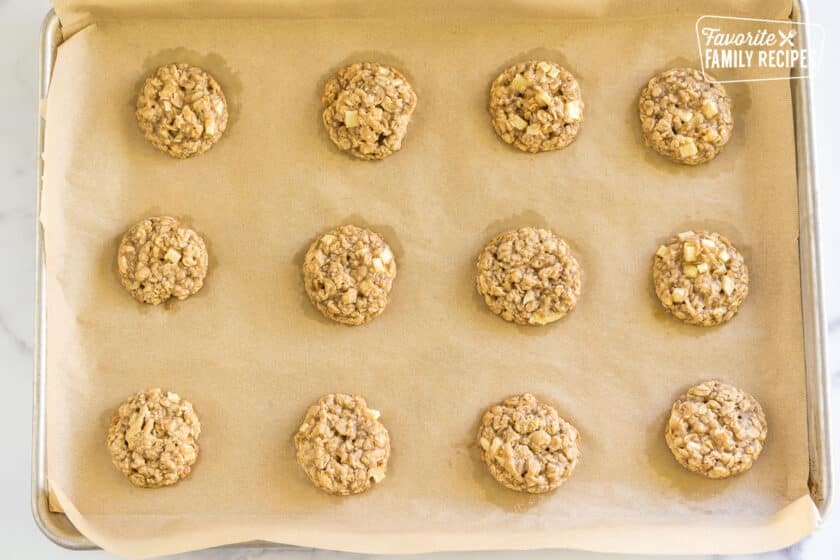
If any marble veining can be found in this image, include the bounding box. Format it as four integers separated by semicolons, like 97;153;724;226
1;0;837;558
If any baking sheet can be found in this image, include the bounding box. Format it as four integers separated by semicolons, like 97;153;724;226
43;0;819;557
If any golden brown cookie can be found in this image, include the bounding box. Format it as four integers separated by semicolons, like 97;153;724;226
666;380;767;479
294;393;390;496
117;216;209;305
652;230;748;326
303;224;397;325
639;68;733;165
322;62;418;160
478;393;581;493
107;388;201;488
489;60;584;153
135;63;228;159
476;226;581;325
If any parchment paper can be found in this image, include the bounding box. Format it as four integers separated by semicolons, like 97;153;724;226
43;0;819;557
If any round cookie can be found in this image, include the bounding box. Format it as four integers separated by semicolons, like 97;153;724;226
321;62;418;160
303;224;397;325
107;388;201;488
666;380;767;479
489;60;584;153
478;393;581;493
117;216;209;305
652;230;748;326
135;63;228;159
294;393;390;496
476;226;581;326
639;68;733;165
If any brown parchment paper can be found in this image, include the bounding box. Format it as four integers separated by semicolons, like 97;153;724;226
43;0;819;557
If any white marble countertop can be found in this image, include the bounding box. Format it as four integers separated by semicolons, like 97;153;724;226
2;0;837;558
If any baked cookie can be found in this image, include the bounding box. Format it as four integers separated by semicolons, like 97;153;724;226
135;63;228;159
476;227;581;325
478;393;580;493
666;380;767;479
117;216;209;305
294;393;390;496
639;68;733;165
652;230;748;326
489;61;584;153
322;62;418;160
303;224;397;325
107;388;201;488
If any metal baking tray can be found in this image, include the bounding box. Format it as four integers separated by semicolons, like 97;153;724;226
31;1;832;550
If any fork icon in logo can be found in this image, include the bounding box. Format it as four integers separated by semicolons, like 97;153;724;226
778;29;797;47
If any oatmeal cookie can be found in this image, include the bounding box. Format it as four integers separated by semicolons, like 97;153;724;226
303;224;397;325
294;393;390;496
322;62;418;160
107;388;201;488
639;68;733;165
476;227;581;325
652;230;748;326
117;216;208;305
478;393;580;493
135;63;228;159
489;61;584;153
666;380;767;479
